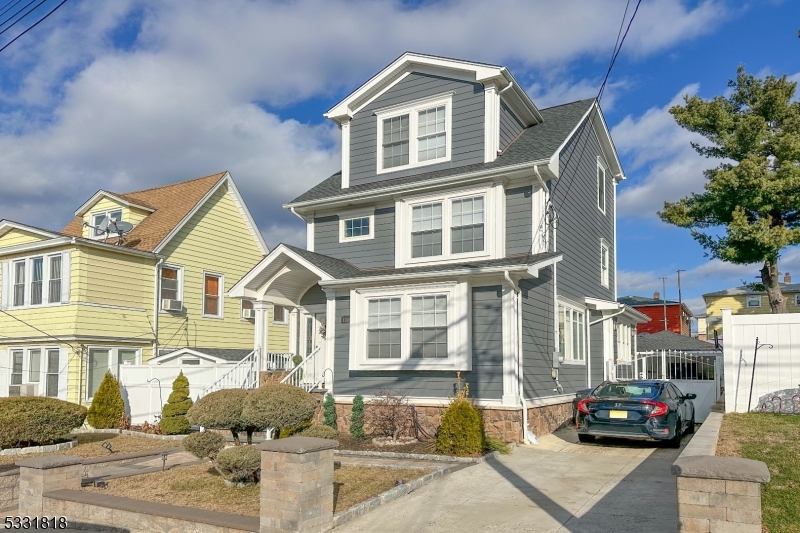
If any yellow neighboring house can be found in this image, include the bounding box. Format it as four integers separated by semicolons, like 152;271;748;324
0;171;289;405
703;274;800;339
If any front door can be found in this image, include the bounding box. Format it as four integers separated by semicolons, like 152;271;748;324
302;311;326;357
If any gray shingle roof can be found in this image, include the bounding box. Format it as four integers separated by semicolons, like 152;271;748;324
158;348;253;362
287;99;595;206
282;244;560;281
619;295;679;306
637;331;718;352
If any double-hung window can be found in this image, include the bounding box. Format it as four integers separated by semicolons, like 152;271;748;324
45;349;60;397
558;303;585;363
13;260;25;306
367;298;402;359
48;255;62;304
411;295;447;358
7;253;68;308
273;304;288;324
411;203;443;258
91;210;122;237
10;350;22;396
160;266;181;301
376;94;452;174
203;273;223;317
600;241;610;288
30;257;44;305
451;197;484;254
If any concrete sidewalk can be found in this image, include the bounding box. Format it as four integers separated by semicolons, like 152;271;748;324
335;428;685;533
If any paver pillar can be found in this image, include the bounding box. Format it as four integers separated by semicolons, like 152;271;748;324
16;455;84;515
672;455;770;533
258;436;338;533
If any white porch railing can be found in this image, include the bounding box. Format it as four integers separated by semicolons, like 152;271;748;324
263;352;293;371
202;349;260;395
281;346;324;392
612;350;719;382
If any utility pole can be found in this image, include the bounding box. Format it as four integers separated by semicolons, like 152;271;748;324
659;277;668;331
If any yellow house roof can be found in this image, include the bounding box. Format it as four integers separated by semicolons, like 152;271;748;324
61;172;228;253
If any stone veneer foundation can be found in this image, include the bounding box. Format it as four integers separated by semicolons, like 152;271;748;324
331;400;573;443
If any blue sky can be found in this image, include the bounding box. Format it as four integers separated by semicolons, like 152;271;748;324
0;0;797;315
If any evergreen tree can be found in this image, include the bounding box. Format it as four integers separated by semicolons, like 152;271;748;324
323;393;337;430
660;67;800;313
160;371;193;435
349;395;365;439
87;371;125;429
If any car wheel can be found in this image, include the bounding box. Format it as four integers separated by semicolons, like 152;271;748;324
686;414;695;435
667;420;682;448
578;434;596;443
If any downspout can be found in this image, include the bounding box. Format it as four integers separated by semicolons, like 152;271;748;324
498;81;513;95
504;271;538;445
153;257;164;361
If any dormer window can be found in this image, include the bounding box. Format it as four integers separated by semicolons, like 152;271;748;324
92;210;122;237
375;93;452;174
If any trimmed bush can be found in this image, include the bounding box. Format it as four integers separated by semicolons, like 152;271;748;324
183;431;225;459
350;395;365;439
241;384;316;432
160;371;193;435
215;445;261;483
298;424;338;440
436;398;484;456
186;389;255;444
0;397;87;448
87;371;125;429
323;393;337;429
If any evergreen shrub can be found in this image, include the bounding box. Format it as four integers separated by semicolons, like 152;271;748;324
215;445;261;483
323;393;337;429
298;424;338;440
183;431;225;459
87;371;125;429
0;397;87;448
436;376;484;456
349;395;365;439
186;388;255;444
159;371;193;435
240;384;316;433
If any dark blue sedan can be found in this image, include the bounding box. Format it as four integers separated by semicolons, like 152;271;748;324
576;380;696;447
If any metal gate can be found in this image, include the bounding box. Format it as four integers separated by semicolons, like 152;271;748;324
611;350;722;422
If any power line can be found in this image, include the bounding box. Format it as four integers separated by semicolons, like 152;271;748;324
0;0;66;54
0;0;26;20
0;308;82;353
0;0;42;33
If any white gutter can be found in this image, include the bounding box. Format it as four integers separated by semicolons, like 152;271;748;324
589;307;626;326
504;271;538;445
498;81;513;95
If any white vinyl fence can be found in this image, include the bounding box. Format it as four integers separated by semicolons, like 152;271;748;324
723;309;800;413
119;364;235;424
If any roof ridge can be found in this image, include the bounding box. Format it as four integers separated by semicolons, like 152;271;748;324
538;98;596;112
114;171;227;197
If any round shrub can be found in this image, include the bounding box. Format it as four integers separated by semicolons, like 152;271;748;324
298;425;338;440
160;371;193;435
183;431;225;459
436;399;484;456
215;445;261;483
186;389;254;444
87;371;125;429
241;384;317;432
0;397;87;448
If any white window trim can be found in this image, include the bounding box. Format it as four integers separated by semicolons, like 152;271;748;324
202;272;225;319
375;92;453;175
395;183;502;268
348;282;471;371
795;294;800;306
7;253;68;310
88;209;123;239
338;207;376;243
746;295;761;308
600;240;610;288
273;304;289;324
597;157;606;215
158;264;184;312
558;300;587;365
85;346;141;401
7;346;66;399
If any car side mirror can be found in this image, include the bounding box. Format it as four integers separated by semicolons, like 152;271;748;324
684;393;697;400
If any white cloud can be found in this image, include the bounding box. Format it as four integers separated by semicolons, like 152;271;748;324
0;0;728;236
528;78;629;110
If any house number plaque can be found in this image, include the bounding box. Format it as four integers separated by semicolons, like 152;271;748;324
341;316;350;324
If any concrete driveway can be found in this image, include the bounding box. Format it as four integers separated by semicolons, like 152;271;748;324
336;427;687;533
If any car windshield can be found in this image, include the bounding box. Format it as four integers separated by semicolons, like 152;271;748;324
593;383;660;399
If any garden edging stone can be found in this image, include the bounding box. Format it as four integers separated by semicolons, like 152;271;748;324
335;449;500;463
71;428;188;440
0;438;77;457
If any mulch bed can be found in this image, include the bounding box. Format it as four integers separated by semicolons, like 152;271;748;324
334;435;442;455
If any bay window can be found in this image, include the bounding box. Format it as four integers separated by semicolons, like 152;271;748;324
558;303;585;363
376;93;452;174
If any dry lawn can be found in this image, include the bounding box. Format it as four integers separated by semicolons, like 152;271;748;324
0;434;176;471
83;463;428;516
717;413;800;533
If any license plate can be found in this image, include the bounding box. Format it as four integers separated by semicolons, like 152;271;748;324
609;410;628;419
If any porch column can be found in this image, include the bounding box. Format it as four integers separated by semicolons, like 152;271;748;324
323;289;336;393
254;301;270;364
501;283;520;406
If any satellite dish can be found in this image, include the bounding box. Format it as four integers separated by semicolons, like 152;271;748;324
109;220;134;235
97;216;110;233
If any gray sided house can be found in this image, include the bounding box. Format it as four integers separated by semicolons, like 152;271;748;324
230;53;647;442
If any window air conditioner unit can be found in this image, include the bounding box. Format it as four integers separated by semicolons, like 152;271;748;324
161;299;183;312
242;308;255;319
19;383;39;397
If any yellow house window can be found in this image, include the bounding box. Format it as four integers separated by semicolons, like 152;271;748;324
203;273;223;318
746;296;761;308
